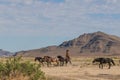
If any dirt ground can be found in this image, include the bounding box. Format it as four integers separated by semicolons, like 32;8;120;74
41;57;120;80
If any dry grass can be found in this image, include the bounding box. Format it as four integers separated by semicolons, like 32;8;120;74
0;56;120;80
41;56;120;80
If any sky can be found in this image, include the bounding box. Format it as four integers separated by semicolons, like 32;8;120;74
0;0;120;52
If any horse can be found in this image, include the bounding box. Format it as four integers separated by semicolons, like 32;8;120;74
43;56;59;67
92;57;115;69
57;55;71;66
57;55;66;66
34;57;45;66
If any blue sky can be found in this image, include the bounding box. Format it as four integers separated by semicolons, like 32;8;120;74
0;0;120;52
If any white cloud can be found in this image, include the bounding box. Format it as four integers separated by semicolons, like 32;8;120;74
0;0;120;37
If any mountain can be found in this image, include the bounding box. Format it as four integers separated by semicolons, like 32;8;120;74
15;31;120;57
0;49;13;57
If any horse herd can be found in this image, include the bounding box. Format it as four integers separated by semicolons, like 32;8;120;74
35;55;71;67
35;56;116;69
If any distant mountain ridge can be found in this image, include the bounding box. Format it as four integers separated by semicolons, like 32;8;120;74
15;31;120;57
0;49;13;57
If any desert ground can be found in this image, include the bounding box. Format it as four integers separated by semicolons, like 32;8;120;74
0;56;120;80
41;56;120;80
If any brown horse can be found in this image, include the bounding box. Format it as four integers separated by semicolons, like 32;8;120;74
57;55;68;66
34;57;45;66
43;56;59;67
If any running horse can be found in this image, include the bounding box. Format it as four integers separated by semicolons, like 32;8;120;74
92;57;115;69
57;55;69;66
43;56;59;67
34;57;45;66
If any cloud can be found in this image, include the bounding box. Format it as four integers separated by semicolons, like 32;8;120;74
0;0;120;37
0;0;120;52
40;0;65;3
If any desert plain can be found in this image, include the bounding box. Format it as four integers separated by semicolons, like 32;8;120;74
41;56;120;80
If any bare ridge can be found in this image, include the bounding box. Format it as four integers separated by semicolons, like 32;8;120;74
15;31;120;57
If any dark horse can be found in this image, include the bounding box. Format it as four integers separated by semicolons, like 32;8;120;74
34;57;45;66
43;56;59;67
57;55;70;66
92;57;115;69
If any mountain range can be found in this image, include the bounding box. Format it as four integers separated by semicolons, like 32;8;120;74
0;49;13;57
15;31;120;57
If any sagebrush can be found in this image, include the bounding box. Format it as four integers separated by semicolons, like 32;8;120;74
0;56;45;80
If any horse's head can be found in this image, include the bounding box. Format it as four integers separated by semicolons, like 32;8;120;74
34;57;38;61
92;60;95;63
92;58;97;64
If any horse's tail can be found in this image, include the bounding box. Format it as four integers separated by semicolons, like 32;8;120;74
111;59;115;65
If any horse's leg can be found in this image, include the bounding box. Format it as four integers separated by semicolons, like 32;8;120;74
59;61;61;66
56;61;59;66
60;61;63;66
60;61;64;66
65;60;68;66
99;63;103;69
108;63;111;69
48;59;52;67
101;63;103;69
111;60;115;65
47;62;50;67
47;62;49;67
99;64;101;68
61;62;64;66
69;59;72;64
41;62;44;66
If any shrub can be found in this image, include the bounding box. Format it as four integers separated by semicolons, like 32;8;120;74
0;56;45;80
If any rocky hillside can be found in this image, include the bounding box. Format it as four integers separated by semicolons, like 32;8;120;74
0;49;13;57
15;31;120;57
